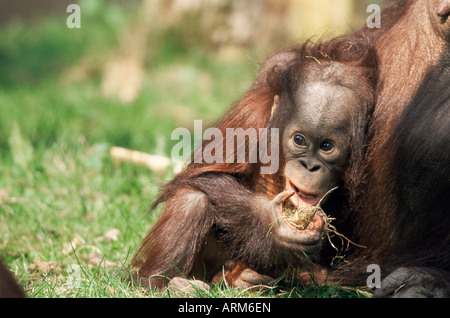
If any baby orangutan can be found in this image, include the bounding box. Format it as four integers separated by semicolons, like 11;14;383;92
131;34;377;290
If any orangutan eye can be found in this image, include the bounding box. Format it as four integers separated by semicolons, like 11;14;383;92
293;134;307;147
320;141;334;152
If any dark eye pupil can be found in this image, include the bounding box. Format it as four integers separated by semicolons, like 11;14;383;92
321;141;334;152
294;135;306;146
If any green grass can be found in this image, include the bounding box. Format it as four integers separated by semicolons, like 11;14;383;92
0;1;370;298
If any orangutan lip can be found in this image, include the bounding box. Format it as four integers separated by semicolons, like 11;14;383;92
297;190;317;200
291;183;318;199
289;181;318;199
287;180;323;207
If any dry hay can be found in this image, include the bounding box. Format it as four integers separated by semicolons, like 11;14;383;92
282;187;365;257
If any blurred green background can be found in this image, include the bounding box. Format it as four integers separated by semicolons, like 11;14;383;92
0;0;387;297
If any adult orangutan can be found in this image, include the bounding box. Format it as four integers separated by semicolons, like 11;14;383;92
342;0;450;297
232;0;450;298
131;34;378;289
133;0;450;297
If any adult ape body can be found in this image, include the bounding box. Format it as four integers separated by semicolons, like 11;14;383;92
333;0;450;297
240;0;450;298
131;36;377;289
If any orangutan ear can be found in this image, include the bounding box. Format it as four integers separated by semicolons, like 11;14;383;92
271;95;279;118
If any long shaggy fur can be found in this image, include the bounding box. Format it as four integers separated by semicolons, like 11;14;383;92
334;0;450;286
131;32;378;288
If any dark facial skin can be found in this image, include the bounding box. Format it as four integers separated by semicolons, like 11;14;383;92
280;80;355;208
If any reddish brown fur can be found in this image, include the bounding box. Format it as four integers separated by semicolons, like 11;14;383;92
334;0;450;288
131;33;378;289
360;0;448;246
157;32;377;202
132;1;450;294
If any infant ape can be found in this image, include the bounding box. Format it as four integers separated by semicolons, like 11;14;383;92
131;34;377;290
